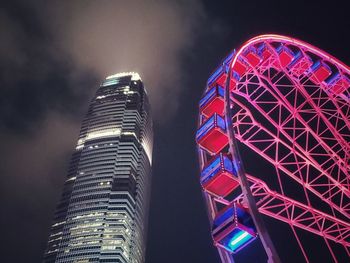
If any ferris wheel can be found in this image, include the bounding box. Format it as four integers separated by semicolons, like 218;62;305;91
196;35;350;262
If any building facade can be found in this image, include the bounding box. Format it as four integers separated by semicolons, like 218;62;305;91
44;72;153;263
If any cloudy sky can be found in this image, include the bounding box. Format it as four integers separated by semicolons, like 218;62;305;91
1;0;349;262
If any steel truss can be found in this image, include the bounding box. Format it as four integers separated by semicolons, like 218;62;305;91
197;35;350;262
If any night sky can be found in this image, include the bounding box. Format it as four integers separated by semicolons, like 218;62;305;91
1;0;349;262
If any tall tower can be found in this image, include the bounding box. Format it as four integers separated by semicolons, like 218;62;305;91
44;72;153;263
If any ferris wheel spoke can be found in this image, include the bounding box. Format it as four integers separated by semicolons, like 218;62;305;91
231;101;350;218
242;175;350;247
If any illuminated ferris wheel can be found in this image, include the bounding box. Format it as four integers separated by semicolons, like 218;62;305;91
196;35;350;262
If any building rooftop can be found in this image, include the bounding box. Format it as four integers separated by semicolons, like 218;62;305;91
106;72;141;81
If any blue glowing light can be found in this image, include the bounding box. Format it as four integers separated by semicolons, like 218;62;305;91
228;230;252;252
196;115;215;141
199;88;216;108
207;67;224;86
196;114;226;142
201;154;234;184
212;207;234;229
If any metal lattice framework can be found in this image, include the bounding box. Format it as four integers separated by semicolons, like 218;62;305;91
196;35;350;262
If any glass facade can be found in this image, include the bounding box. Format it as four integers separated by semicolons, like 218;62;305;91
43;72;153;263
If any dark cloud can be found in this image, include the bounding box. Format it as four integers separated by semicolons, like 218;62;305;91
0;113;80;200
0;2;96;134
0;113;82;262
1;0;204;133
35;0;206;119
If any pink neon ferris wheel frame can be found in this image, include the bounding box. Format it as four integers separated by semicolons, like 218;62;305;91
198;34;350;262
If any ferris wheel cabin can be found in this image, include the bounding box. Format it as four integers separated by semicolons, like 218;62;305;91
212;202;257;253
200;153;240;197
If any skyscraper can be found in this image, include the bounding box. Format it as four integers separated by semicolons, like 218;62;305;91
44;72;153;263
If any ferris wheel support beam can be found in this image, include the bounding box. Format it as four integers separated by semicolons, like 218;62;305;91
225;65;282;263
230;101;350;218
241;62;349;179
